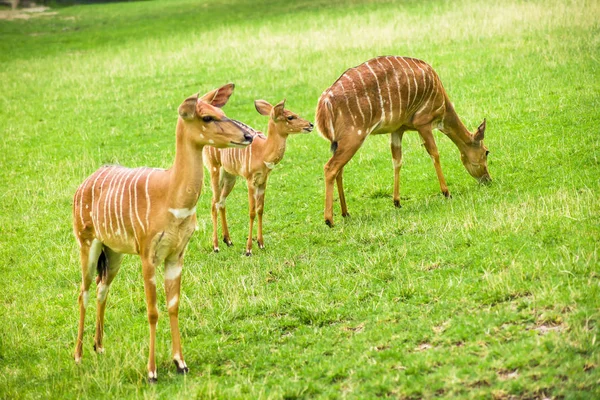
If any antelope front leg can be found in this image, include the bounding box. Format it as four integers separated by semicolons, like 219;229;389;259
390;129;405;207
246;184;256;256
164;257;188;374
219;206;232;247
218;172;237;248
94;248;123;354
209;168;221;252
418;126;450;198
255;183;266;249
142;257;159;383
74;239;103;363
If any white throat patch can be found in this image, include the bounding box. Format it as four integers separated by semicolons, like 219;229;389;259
168;207;196;219
264;161;275;170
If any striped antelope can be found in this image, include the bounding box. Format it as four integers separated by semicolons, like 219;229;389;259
316;56;491;226
72;84;254;382
203;99;313;255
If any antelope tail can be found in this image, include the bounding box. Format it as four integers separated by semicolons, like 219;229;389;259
315;94;336;145
96;249;108;282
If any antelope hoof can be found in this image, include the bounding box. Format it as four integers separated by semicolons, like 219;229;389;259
258;242;265;250
93;343;104;354
223;238;233;247
174;360;189;374
325;219;334;227
479;175;492;185
148;371;158;384
245;250;252;256
214;247;220;253
342;212;350;218
442;190;452;199
394;200;401;208
74;355;82;364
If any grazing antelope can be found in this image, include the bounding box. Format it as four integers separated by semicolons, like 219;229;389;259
72;84;254;382
315;56;491;226
203;99;313;256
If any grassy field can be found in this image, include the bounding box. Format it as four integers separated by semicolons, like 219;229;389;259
1;0;599;398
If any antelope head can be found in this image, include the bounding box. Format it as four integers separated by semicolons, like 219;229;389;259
460;119;491;184
255;99;314;135
178;83;254;148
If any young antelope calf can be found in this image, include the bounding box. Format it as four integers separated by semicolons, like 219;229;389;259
203;99;313;255
316;56;491;226
72;84;254;382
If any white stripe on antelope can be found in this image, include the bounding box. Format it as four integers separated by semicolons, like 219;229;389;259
315;56;491;227
72;84;254;382
203;99;313;256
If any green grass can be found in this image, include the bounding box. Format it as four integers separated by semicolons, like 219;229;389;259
1;0;599;398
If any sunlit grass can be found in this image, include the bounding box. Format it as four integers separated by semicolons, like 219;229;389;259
1;0;599;398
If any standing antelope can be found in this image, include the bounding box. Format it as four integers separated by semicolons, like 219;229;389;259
203;99;313;256
72;84;254;382
315;56;491;226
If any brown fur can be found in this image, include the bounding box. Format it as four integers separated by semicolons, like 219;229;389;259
203;99;313;255
72;84;254;381
315;56;491;226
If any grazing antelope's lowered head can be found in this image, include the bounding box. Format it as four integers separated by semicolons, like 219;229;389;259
178;83;254;148
255;99;314;135
460;119;491;184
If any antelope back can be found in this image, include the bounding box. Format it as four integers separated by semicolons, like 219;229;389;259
73;165;167;254
316;56;447;142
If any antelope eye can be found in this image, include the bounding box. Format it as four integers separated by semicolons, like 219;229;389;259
287;115;295;121
202;116;214;123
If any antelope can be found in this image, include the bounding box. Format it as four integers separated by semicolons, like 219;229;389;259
315;56;491;226
203;99;313;256
72;84;254;382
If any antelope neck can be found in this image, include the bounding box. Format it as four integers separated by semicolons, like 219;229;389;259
262;119;288;166
440;100;474;154
168;120;205;209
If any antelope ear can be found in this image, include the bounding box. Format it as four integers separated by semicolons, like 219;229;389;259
272;99;286;120
474;118;486;142
199;83;235;108
254;100;273;116
178;94;198;120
